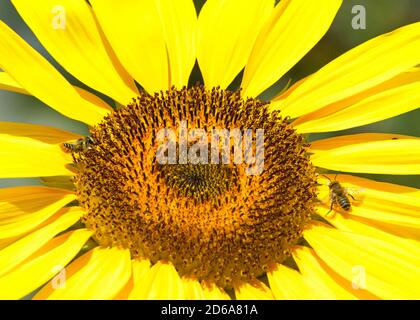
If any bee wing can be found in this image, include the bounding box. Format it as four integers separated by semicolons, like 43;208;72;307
317;190;334;206
344;187;365;202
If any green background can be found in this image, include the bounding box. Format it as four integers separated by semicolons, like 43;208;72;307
0;0;419;188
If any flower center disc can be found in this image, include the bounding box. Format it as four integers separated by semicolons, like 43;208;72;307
73;86;317;287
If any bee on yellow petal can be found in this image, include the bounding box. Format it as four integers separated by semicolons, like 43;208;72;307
321;174;364;217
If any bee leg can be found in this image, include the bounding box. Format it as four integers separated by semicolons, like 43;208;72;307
349;194;361;203
325;202;334;217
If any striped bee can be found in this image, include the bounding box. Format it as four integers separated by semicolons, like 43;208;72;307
63;136;95;153
322;174;360;216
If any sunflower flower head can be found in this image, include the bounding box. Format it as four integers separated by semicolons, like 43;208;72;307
73;86;317;288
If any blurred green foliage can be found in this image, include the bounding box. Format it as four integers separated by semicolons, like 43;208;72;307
0;0;419;188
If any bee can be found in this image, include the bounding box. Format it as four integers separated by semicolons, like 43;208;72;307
322;174;359;216
63;136;95;153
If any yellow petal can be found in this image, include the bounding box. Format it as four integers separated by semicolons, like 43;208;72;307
318;174;420;216
0;21;111;126
114;278;133;300
267;263;318;299
182;277;205;300
293;246;358;299
351;217;420;242
336;201;420;230
235;280;274;300
74;86;115;112
311;133;414;151
201;282;231;300
317;175;420;240
0;72;113;114
318;174;420;219
197;0;273;89
144;261;185;300
277;22;420;118
241;0;342;97
0;186;76;239
127;258;152;300
90;0;168;94
322;211;420;257
0;71;26;94
35;247;131;299
129;261;185;299
0;122;76;178
294;68;420;133
0;72;113;111
11;0;138;105
0;229;92;299
311;134;420;174
304;223;420;299
322;179;420;238
0;121;80;144
157;0;197;88
0;207;82;277
0;236;21;250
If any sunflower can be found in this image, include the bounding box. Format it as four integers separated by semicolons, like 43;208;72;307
0;0;419;300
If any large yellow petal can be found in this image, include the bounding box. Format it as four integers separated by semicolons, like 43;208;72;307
73;86;115;112
323;200;420;232
276;22;420;118
35;247;131;299
241;0;342;98
11;0;138;105
0;122;76;178
267;263;318;299
90;0;168;94
142;261;185;300
293;246;360;299
201;282;231;300
126;258;152;300
182;277;205;300
0;207;82;277
0;22;111;126
318;174;420;216
235;280;274;300
322;211;420;256
294;68;420;133
310;133;414;152
0;71;113;111
0;236;21;250
350;217;420;242
310;134;420;174
0;186;76;239
317;175;420;239
0;121;80;144
157;0;197;88
0;71;26;94
129;261;185;299
121;260;148;300
0;229;92;299
304;223;420;299
197;0;273;89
